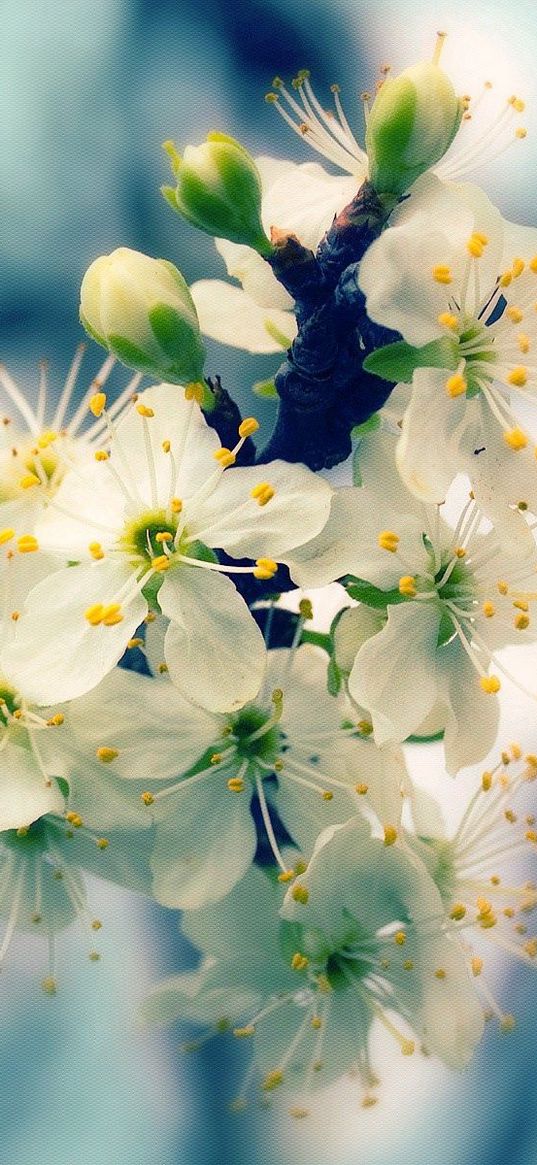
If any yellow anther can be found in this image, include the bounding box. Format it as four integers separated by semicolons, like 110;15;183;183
453;547;466;560
500;1014;516;1033
238;417;260;438
357;719;373;735
445;373;467;398
291;884;309;904
482;601;496;618
233;1025;255;1038
401;1040;415;1056
437;312;458;330
384;825;398;846
170;497;183;514
10;611;19;621
253;557;278;580
277;869;294;883
490;876;501;885
294;859;308;875
311;1016;322;1030
291;952;309;971
526;829;537;843
471;956;483;976
41;976;57;996
17;535;39;553
497;580;509;595
516;127;528;139
213;447;236;468
476;897;492;915
449;903;467;921
510;742;522;759
515;612;530;630
162;440;171;453
12;709;23;721
510;96;526;112
507;306;524;323
362;1096;379;1109
136;404;154;418
378;530;399;552
85;603;104;625
250;482;275;506
398;575;417;597
94;450;109;461
37;430;58;449
227;776;245;792
155;531;173;543
96;747;119;763
184;382;205;404
511;258;525;278
274;759;284;771
19;473;40;489
101;603;123;626
141;791;154;806
434;968;446;980
524;939;537;957
96;837;109;850
158;663;168;674
127;637;144;649
518;333;531;356
321;790;333;801
0;528;15;545
151;555;171;572
210;753;223;765
262;1070;283;1091
504;426;528;450
89;951;101;962
467;234;487;258
504;907;515;918
403;959;414;971
88;541;105;560
298;598;313;620
480;675;501;694
89;392;107;417
500;271;513;287
394;930;406;946
46;713;64;727
355;783;369;795
91;919;103;931
65;811;83;828
507;366;528;387
432;264;452;283
289;1106;310;1120
513;599;529;612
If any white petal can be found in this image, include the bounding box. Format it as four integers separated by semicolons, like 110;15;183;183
150;778;257;908
349;603;441;745
1;560;146;704
190;280;296;353
215;238;293;311
183;863;284;959
436;639;500;774
159;566;265;712
261;162;358;252
0;742;64;830
190;460;332;559
396;368;470;503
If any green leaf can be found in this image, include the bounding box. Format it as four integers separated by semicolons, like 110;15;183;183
344;576;406;609
363;337;458;384
351;412;381;439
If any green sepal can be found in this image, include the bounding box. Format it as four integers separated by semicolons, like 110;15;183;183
55;776;70;800
363;337;459;384
327;656;342;696
351;412;381;438
253;378;278;399
343;576;407;610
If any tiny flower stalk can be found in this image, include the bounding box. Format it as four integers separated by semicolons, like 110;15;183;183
79;247;211;406
365;34;463;197
161;134;273;257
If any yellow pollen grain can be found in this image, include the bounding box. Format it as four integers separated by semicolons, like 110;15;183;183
515;613;530;630
434;968;446;980
262;1070;283;1091
19;473;40;489
399;575;417;597
355;782;369;795
89;392;107;417
450;903;467;921
17;535;39;553
96;747;119;763
170;497;183;513
507;306;524;323
141;791;154;806
101;603;123;626
37;430;57;449
65;811;83;828
46;713;64;726
511;742;522;759
530;256;537;274
467;234;486;258
524;939;537;957
151;555;171;572
136;404;154;418
503;426;526;447
482;601;496;618
184;382;205;404
238;417;259;438
403;959;414;971
394;930;406;946
89;541;105;560
517;127;528;139
10;610;19;621
471;956;483;976
227;777;245;792
128;638;144;649
437;312;458;330
291;952;309;971
512;258;525;278
511;97;526;112
480;675;501;693
85;603;104;625
277;869;294;883
291;884;309;904
251;482;275;506
401;1040;415;1057
233;1025;255;1038
41;976;57;996
513;599;529;612
445;373;467;398
321;790;333;801
213;447;236;468
298;598;313;619
311;1016;322;1030
162;440;171;453
253;557;278;580
155;531;173;543
378;530;399;552
94;450;109;462
294;859;308;875
432;265;452;283
500;271;513;287
518;334;531;354
507;366;528;387
526;829;537;843
0;528;15;545
384;825;398;846
500;1014;516;1033
497;580;509;595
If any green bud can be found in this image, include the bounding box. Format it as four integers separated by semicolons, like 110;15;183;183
79;247;206;388
366;35;463;196
162;133;272;256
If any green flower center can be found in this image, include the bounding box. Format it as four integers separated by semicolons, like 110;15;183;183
230;705;283;766
120;509;179;564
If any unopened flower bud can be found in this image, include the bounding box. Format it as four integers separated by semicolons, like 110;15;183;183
80;247;206;387
365;39;462;196
161;133;272;255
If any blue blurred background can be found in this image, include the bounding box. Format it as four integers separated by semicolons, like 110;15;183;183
1;0;537;1161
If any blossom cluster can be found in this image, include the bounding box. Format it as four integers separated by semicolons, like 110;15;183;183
2;30;537;1119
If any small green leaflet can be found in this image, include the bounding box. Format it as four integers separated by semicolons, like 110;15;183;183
363;336;459;383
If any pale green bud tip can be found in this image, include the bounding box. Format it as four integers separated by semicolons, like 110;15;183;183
79;247;206;385
366;33;462;196
162;132;273;256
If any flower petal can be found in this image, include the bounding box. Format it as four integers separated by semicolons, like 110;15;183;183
190;280;296;353
0;742;64;830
